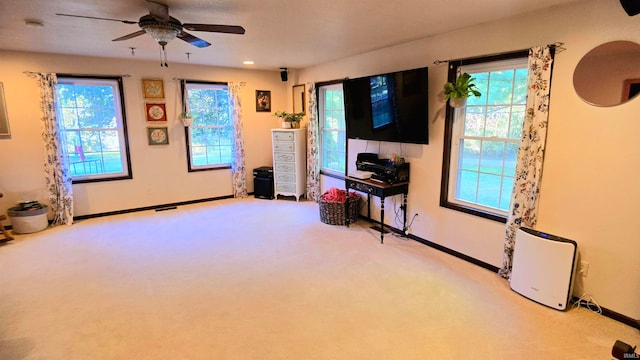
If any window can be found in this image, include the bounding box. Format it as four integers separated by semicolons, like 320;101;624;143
440;52;529;221
369;75;394;129
318;82;346;175
56;76;132;183
183;81;232;171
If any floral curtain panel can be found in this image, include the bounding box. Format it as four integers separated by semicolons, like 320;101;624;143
305;82;321;202
499;45;555;278
35;73;74;226
228;82;248;198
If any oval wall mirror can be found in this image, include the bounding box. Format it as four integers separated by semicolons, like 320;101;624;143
573;40;640;107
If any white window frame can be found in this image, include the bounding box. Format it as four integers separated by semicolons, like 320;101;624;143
318;82;346;176
441;53;529;221
183;81;232;171
56;76;132;183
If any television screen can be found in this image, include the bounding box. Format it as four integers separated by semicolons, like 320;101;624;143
344;67;429;144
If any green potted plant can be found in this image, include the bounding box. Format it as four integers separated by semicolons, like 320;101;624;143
179;111;193;127
274;111;305;128
443;72;482;108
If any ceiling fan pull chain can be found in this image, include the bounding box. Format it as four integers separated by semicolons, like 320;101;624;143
157;44;168;67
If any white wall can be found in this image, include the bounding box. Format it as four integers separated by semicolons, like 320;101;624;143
300;0;640;320
0;51;289;216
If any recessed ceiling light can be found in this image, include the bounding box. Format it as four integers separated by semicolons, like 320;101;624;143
25;19;45;28
243;60;254;65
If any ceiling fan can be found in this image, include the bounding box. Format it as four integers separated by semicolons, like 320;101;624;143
57;0;245;66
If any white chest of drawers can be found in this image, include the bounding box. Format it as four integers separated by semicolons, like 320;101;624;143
271;128;306;201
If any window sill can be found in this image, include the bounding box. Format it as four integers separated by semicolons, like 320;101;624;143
440;200;507;223
72;174;133;184
188;165;232;173
320;170;345;181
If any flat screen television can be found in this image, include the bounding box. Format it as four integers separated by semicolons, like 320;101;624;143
344;66;429;144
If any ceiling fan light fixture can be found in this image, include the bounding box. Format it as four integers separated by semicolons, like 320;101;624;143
139;16;182;45
143;25;180;45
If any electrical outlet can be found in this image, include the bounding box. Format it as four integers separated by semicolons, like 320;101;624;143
579;261;589;277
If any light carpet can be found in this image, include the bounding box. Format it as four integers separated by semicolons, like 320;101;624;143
0;197;637;359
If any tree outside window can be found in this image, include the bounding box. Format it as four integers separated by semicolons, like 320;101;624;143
184;81;233;171
441;54;528;221
56;76;132;183
319;82;346;175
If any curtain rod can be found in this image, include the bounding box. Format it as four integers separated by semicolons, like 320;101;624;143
23;71;131;78
433;42;565;65
172;77;246;86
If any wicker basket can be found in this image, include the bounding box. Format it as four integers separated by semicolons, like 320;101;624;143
319;195;360;225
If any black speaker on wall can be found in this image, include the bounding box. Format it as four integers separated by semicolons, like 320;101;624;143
280;68;288;82
620;0;640;16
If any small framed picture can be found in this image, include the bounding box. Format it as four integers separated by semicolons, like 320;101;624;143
0;83;10;136
142;79;165;99
145;103;166;121
256;90;271;112
147;126;169;145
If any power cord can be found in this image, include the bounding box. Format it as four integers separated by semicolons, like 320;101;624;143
392;196;402;228
572;293;602;314
385;197;404;239
391;197;419;238
406;213;418;232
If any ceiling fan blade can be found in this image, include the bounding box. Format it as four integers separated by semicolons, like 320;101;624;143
146;0;170;22
177;32;211;48
182;24;245;35
56;13;137;24
112;30;147;42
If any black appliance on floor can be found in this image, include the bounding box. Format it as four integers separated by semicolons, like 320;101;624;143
253;166;274;199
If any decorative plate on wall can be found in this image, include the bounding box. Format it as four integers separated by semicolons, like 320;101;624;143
142;79;165;99
147;126;169;145
146;103;166;121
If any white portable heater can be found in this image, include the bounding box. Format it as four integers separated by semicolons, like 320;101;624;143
510;227;578;310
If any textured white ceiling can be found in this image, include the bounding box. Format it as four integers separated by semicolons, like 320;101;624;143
0;0;580;70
